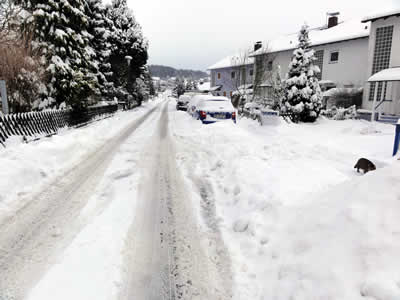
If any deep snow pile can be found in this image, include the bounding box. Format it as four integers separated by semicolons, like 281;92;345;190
170;106;399;299
0;99;161;222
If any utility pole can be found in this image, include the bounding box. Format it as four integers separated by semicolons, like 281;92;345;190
0;80;9;115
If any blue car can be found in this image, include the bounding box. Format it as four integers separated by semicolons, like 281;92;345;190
191;95;236;124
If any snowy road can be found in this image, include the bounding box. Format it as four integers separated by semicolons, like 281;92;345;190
120;103;232;300
3;96;397;300
0;99;232;300
0;105;159;299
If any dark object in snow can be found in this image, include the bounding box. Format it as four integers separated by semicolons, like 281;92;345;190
354;158;376;174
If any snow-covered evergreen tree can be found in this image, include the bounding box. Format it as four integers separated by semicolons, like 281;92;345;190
85;0;114;100
106;0;148;96
174;78;185;97
281;25;322;122
19;0;99;109
186;80;194;91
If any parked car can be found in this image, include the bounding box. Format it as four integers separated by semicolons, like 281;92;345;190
187;94;202;117
190;95;236;124
176;95;191;111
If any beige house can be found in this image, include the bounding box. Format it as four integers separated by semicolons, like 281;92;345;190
362;9;400;122
251;15;371;101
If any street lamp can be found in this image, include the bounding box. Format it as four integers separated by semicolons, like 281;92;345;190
0;80;9;114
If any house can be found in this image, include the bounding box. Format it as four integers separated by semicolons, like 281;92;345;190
251;14;371;102
208;52;255;98
361;8;400;121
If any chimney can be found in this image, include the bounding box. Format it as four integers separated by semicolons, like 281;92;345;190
327;12;340;28
254;41;262;52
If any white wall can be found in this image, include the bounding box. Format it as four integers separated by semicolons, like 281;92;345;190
271;38;369;87
362;16;400;115
254;37;369;101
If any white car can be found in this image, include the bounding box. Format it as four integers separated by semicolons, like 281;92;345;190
176;95;191;111
190;95;236;124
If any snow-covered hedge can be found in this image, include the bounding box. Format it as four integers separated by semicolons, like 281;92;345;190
321;105;357;120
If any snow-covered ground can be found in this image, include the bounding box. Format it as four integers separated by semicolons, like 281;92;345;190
0;99;161;222
1;97;400;300
0;97;165;299
170;103;400;299
26;102;162;300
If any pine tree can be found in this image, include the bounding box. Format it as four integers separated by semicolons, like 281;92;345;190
107;0;148;96
86;0;114;100
174;78;185;97
19;0;99;109
192;80;198;90
186;80;194;91
281;25;322;123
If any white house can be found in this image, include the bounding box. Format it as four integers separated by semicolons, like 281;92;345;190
361;9;400;121
251;15;371;100
208;53;255;98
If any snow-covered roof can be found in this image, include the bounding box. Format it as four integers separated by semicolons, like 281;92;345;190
210;85;222;91
252;18;370;56
319;80;336;85
322;87;362;97
208;54;254;70
368;67;400;82
238;84;253;90
198;82;211;91
362;8;400;23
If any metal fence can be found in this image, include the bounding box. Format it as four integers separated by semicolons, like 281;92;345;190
0;104;118;146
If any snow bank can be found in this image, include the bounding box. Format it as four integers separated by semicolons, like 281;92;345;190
170;105;398;299
0;98;162;221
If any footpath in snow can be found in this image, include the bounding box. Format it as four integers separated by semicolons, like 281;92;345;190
169;102;400;300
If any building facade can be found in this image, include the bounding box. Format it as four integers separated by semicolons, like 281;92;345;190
208;54;254;98
362;10;400;116
251;18;370;101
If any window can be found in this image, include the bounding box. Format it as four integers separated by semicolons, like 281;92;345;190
314;50;324;80
369;25;394;101
231;71;236;79
267;61;273;71
217;73;221;79
249;69;254;76
330;51;339;63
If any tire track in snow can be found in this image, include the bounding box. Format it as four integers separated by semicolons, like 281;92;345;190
0;104;161;300
120;102;232;300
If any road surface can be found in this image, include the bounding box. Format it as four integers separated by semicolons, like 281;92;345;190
0;101;232;300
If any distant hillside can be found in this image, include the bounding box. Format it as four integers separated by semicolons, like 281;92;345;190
149;65;208;80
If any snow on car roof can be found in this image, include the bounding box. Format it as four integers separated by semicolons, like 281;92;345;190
198;82;211;91
251;18;370;56
193;95;230;102
208;54;254;70
368;67;400;82
362;8;400;23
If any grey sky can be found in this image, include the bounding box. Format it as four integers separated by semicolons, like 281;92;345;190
125;0;399;71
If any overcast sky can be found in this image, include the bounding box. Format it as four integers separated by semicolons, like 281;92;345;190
123;0;399;71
